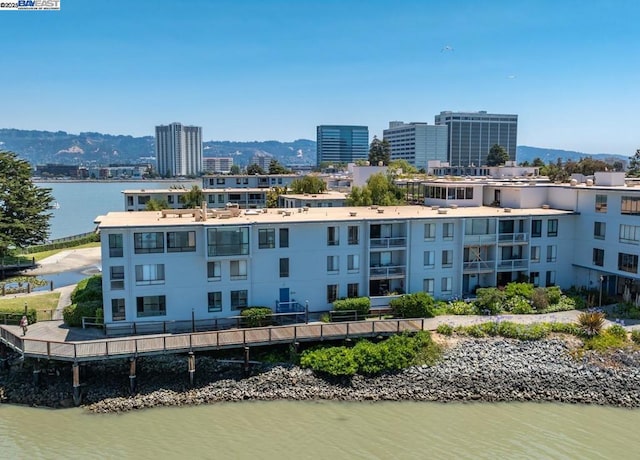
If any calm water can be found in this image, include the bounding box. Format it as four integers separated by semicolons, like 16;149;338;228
38;180;198;240
1;401;639;459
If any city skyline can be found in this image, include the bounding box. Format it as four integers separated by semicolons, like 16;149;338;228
0;0;638;155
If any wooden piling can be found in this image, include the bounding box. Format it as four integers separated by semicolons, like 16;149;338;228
243;347;250;377
129;358;137;395
188;352;195;386
72;362;82;406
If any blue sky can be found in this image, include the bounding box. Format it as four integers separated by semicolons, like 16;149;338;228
0;0;638;154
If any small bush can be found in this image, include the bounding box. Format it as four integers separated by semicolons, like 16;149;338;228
474;288;504;315
546;286;562;304
240;307;273;327
300;346;358;376
62;300;102;327
436;324;454;336
531;288;550;311
465;325;486;338
0;308;37;325
577;310;606;337
546;295;577;313
445;300;478;315
504;282;534;300
606;324;628;340
548;322;582;336
584;329;628;351
70;275;103;304
333;297;371;318
389;292;435;318
503;296;534;314
631;330;640;345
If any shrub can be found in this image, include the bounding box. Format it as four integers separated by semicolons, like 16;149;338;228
333;297;371;318
474;288;504;315
240;307;273;327
70;275;103;304
531;288;550;311
503;296;534;314
465;325;486;338
546;295;577;313
62;300;102;327
0;308;37;325
584;329;628;351
436;324;454;336
389;292;435;318
445;300;477;315
504;282;534;300
631;330;640;345
546;286;562;305
577;310;606;337
606;324;628;340
300;346;358;376
548;322;582;336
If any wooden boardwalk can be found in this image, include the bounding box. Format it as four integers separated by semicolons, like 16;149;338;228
0;318;425;363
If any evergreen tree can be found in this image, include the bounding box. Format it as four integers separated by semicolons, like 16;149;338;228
486;144;510;166
246;164;266;175
0;151;53;255
179;185;205;208
368;136;391;166
290;176;326;194
268;159;290;174
145;198;170;210
628;149;640;177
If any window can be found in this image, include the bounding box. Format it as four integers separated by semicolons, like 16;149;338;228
442;250;453;268
443;223;454;240
546;245;557;263
279;228;289;248
109;234;123;257
208;292;222;312
327;285;338;303
594;222;606;240
621;196;640;215
258;228;275;249
347;254;359;272
424;223;436;240
531;246;540;263
279;258;289;278
595;194;607;213
531;220;542;238
136;295;166;317
134;232;164;254
111;299;125;322
593;248;604;267
618;253;639;273
327;226;339;246
619;224;640;244
545;271;556;287
347;283;359;298
423;278;434;295
216;178;225;185
441;277;452;294
110;266;124;290
529;272;540;287
231;290;248;309
547;219;558;237
207;261;221;281
348;226;359;245
135;264;165;285
423;250;435;268
207;227;249;256
230;260;248;280
137;195;150;205
327;255;339;273
167;231;196;252
466;219;492;235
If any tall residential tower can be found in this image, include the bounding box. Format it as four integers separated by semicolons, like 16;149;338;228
434;111;517;167
155;122;203;177
316;125;369;166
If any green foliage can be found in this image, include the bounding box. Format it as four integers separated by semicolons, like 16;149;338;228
546;286;562;304
300;331;440;376
436;324;454;336
531;287;550;311
70;275;103;303
246;164;266;175
456;321;553;341
631;330;640;345
503;296;534;314
333;297;370;317
0;151;54;256
606;324;628;340
388;159;418;174
268;159;290;174
548;322;582;335
20;232;99;254
577;310;606;337
445;300;478;315
179;185;205;208
583;328;628;351
145;198;170;210
290;175;326;194
613;302;640;320
486;144;510;166
346;173;404;206
94;308;104;324
368;136;391;166
474;287;505;315
628;149;640;178
345;185;372;206
389;292;435;318
240;307;273;327
62;300;102;327
0;307;37;325
504;282;534;299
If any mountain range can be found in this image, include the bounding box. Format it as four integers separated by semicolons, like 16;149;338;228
0;128;630;168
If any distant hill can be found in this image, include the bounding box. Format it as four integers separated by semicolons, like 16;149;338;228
516;145;629;165
0;128;629;168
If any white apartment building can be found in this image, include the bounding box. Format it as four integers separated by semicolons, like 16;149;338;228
155;122;203;177
383;121;448;170
97;172;640;326
203;157;233;174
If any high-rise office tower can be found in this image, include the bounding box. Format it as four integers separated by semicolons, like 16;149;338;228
316;125;369;166
155;122;203;176
434;111;517;166
383;121;448;170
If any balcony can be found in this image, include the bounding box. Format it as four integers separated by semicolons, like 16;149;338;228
369;265;406;279
463;260;495;273
497;259;529;270
464;234;496;245
498;233;528;244
370;237;407;249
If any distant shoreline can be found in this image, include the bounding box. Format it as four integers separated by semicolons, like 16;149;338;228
33;178;197;184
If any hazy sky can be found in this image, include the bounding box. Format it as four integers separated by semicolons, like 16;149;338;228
0;0;637;154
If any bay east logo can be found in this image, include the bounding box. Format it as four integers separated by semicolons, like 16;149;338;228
0;0;60;10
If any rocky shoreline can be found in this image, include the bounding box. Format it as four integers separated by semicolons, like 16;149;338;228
2;337;640;412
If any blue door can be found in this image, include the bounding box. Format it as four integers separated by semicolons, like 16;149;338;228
279;288;290;312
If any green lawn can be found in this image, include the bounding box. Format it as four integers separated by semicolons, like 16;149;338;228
0;292;61;321
29;242;101;262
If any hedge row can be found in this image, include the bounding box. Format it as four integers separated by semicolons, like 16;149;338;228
20;233;100;254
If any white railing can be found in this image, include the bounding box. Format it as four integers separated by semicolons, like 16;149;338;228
370;237;407;248
369;265;406;278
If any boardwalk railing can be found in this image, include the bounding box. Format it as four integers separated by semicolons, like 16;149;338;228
1;318;425;363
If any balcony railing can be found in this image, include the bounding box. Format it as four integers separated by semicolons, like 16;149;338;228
369;265;406;278
463;234;496;245
463;260;495;272
497;259;529;270
498;233;529;244
370;237;407;248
